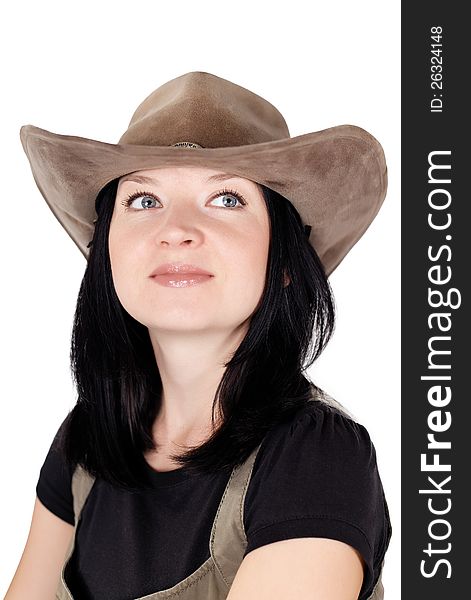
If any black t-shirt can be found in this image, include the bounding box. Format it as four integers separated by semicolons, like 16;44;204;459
36;398;392;600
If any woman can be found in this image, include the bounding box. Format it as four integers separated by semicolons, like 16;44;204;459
9;71;391;599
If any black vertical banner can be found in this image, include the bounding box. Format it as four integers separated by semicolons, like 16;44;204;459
402;3;468;598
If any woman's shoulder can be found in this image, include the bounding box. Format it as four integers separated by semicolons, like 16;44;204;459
245;383;385;515
257;383;377;459
36;415;76;526
243;384;392;599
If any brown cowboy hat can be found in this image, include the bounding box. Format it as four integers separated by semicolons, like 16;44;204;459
19;70;387;277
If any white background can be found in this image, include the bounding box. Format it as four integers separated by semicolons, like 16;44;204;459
0;1;400;597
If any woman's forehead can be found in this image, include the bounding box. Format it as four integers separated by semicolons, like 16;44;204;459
119;166;256;186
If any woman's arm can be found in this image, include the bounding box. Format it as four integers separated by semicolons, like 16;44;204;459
226;537;364;600
4;496;74;600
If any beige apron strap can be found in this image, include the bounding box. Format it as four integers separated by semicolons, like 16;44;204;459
71;464;96;524
367;560;385;600
56;466;96;599
210;441;264;588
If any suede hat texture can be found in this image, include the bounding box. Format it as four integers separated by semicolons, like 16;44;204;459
19;70;388;276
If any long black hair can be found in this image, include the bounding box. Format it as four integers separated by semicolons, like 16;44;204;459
58;177;336;491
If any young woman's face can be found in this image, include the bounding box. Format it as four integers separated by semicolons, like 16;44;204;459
109;166;270;334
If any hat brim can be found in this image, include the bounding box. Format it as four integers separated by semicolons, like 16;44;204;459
19;123;387;277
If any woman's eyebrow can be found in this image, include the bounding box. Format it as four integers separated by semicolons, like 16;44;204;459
119;173;241;186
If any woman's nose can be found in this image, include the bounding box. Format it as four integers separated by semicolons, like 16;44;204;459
153;200;205;247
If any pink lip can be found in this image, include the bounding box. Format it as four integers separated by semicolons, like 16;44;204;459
150;263;213;277
151;273;213;288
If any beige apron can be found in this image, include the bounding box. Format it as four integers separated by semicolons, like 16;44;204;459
55;437;385;600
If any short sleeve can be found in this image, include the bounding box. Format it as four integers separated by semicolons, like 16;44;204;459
36;416;75;526
243;401;392;600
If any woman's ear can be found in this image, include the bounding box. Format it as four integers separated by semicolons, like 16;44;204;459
283;269;291;287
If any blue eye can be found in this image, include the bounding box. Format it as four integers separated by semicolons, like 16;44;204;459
210;188;247;208
120;187;247;210
121;190;160;210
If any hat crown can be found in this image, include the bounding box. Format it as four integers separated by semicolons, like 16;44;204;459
118;71;290;148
